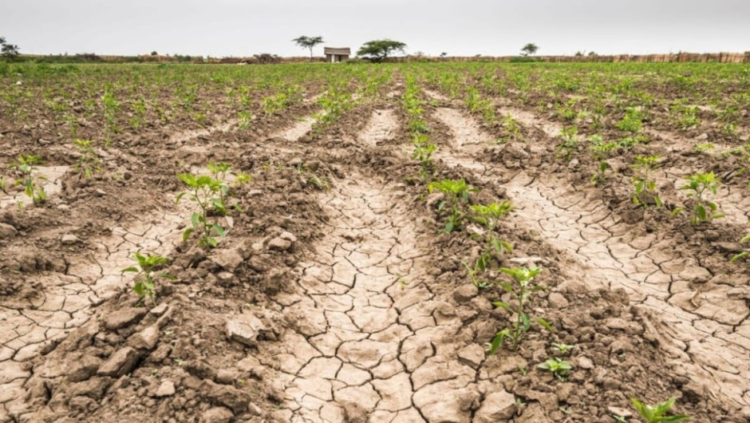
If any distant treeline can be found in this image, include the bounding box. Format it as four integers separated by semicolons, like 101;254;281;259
4;51;750;65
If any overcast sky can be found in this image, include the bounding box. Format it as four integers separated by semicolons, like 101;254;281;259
1;0;748;57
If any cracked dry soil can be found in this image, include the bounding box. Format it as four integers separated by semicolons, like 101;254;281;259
430;102;750;415
267;177;479;423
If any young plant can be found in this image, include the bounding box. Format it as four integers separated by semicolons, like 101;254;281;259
176;173;228;249
730;233;750;263
427;179;477;233
10;155;47;205
631;156;663;208
617;108;643;133
556;126;579;160
552;343;575;355
591;160;608;186
630;397;691;423
72;139;101;178
489;267;552;353
470;202;514;270
121;251;173;305
677;172;724;225
538;358;572;381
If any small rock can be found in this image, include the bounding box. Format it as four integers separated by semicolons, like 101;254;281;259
202;407;235;423
61;234;79;245
226;314;266;347
94;189;107;197
128;325;160;350
457;344;485;369
548;293;569;309
201;380;251;413
248;403;262;416
279;231;297;243
98;347;141;377
607;406;632;418
216;368;239;385
58;204;71;211
104;307;147;330
154;380;176;397
475;390;516;422
568;158;579;170
217;272;235;284
576;356;594;370
268;237;292;251
149;303;169;316
696;133;709;141
509;257;547;265
68;355;102;382
453;285;479;303
210;248;244;272
0;223;18;239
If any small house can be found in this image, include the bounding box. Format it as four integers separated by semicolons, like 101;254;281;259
324;47;351;63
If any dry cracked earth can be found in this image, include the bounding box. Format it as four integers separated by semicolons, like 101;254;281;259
3;81;750;423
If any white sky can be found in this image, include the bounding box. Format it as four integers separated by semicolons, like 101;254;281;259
1;0;748;57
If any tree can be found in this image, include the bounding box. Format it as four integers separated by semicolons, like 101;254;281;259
521;43;539;56
1;36;19;60
151;51;158;56
357;39;406;62
440;52;447;58
292;36;324;61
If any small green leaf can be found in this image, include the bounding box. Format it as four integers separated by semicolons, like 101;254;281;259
536;318;553;332
182;227;194;242
121;266;139;274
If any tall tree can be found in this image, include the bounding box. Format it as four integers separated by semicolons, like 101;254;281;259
0;36;19;60
521;43;539;56
292;36;324;61
357;40;407;62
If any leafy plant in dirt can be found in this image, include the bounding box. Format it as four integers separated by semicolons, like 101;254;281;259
412;136;437;178
729;233;750;263
556;126;579;160
489;267;552;353
538;358;572;381
675;172;724;225
676;105;700;131
122;251;173;305
470;202;514;269
631;155;663;208
427;179;477;233
237;111;252;130
630;397;691;423
498;114;523;143
176;173;228;248
72;139;101;178
552;342;574;355
591;160;609;186
9;155;47;205
694;142;714;153
295;164;330;191
617;108;643;133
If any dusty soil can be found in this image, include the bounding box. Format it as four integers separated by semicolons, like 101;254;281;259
1;65;749;423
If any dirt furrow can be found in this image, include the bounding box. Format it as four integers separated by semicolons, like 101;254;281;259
0;207;188;419
431;106;750;414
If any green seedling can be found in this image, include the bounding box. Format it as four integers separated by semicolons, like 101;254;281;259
538;358;572;381
632;156;663;208
591;160;609;186
630;397;691;423
427;179;477;233
121;251;173;304
730;233;750;263
176;173;227;248
617;108;643;133
556;126;579;160
470;202;514;270
490;267;552;353
552;343;575;355
72;139;101;178
9;155;47;205
677;172;724;224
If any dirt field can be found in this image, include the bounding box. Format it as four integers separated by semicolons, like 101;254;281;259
1;61;750;422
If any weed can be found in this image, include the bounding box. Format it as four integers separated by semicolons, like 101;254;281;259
489;267;552;352
556;126;579;160
630;397;691;423
591;160;609;186
121;251;173;304
617;108;643;133
538;358;572;381
470;202;514;270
